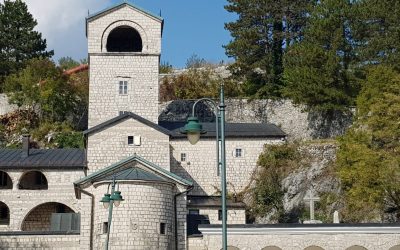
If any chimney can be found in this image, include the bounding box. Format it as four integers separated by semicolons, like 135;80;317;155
22;135;30;158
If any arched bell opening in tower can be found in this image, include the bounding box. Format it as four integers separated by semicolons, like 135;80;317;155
106;26;143;52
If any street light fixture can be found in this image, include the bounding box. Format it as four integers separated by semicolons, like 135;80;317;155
100;176;124;250
182;84;228;250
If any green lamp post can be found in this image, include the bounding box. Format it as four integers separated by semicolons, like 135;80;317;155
182;84;228;250
100;176;124;250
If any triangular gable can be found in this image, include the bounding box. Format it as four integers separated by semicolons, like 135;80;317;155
83;112;172;137
74;154;192;198
87;2;163;23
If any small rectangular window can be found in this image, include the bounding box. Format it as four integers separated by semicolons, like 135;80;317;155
181;153;186;162
134;136;141;146
160;223;166;235
103;222;108;234
235;148;242;158
119;81;128;95
128;136;134;145
218;210;222;221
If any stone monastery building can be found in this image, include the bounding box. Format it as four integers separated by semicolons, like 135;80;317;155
1;2;400;250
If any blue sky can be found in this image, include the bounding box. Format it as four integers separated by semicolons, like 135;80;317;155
21;0;237;68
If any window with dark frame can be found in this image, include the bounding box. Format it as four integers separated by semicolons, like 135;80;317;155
119;81;128;95
235;148;242;158
218;210;222;221
181;153;186;162
103;222;108;234
128;136;134;145
160;222;166;235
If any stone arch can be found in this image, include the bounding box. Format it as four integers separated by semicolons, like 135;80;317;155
346;246;367;250
0;201;10;225
101;20;147;53
18;170;48;190
21;202;75;231
389;245;400;250
262;246;282;250
304;246;325;250
0;171;12;189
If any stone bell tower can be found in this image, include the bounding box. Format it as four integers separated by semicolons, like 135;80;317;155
86;2;163;127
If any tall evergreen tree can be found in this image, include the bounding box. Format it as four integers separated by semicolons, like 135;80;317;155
224;0;311;98
283;0;360;113
0;0;53;90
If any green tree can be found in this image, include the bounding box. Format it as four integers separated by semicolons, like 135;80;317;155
0;0;53;90
283;0;360;113
58;57;80;70
4;58;77;123
224;0;312;98
336;65;400;222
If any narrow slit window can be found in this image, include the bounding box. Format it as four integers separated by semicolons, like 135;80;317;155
218;210;222;221
119;81;128;95
103;222;108;234
160;223;166;235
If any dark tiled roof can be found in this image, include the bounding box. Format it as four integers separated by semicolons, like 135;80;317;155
0;149;86;169
99;167;166;182
159;121;286;138
83;112;172;136
187;195;246;209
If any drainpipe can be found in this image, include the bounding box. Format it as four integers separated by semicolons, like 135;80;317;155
79;188;95;250
174;186;193;250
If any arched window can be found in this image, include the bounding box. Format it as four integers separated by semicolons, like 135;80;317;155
0;201;10;225
346;246;367;250
22;202;74;231
304;246;324;250
0;171;12;189
106;26;143;52
19;171;48;190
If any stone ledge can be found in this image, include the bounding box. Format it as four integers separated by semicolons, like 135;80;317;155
0;231;80;236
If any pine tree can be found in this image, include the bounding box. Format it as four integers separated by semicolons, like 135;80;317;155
283;0;360;113
0;0;53;90
224;0;311;98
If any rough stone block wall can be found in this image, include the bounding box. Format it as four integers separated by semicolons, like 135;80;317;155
0;234;80;249
88;55;159;127
0;94;16;115
159;99;354;141
87;118;170;173
170;138;282;195
199;209;245;225
0;169;84;232
90;182;176;250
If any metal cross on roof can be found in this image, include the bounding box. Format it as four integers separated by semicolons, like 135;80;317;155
304;190;320;221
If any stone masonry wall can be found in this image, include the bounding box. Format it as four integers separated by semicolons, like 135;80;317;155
87;118;170;173
0;234;80;249
91;181;176;250
0;169;84;232
199;209;245;225
159;99;354;141
170;138;282;196
195;233;400;250
89;55;160;127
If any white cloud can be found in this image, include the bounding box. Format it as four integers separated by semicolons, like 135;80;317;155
3;0;112;61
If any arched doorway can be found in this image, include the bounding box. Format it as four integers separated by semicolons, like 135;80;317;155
21;202;74;231
19;171;48;190
346;246;367;250
106;26;143;52
0;201;10;225
0;171;12;189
